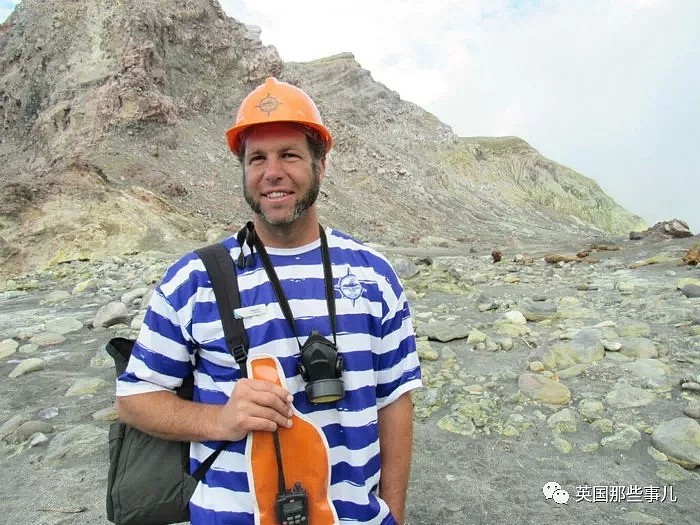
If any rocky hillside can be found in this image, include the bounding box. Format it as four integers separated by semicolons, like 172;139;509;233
0;0;646;278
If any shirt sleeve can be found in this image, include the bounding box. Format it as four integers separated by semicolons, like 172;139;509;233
116;277;196;397
374;272;422;409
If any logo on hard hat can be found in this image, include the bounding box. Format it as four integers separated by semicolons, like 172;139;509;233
256;93;282;116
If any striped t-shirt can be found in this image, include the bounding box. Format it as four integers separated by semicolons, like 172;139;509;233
116;227;422;524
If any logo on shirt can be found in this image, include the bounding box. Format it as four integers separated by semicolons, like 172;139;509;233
337;267;364;306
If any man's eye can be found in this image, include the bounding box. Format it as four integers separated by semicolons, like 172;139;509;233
248;155;264;164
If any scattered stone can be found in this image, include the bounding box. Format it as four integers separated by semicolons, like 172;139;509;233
547;408;577;433
680;382;700;393
43;290;71;303
72;278;99;294
600;426;641;450
621;359;672;387
552;437;573;453
650;417;700;468
681;284;700;299
416;339;438;361
520;298;558;322
0;415;24;439
29;332;66;346
467;330;487;345
392;258;420;279
18;343;40;354
544;254;579;264
518;373;571;405
656;460;694;482
618;320;651;338
9;358;45;378
44;316;83;335
605;385;656;409
0;338;19;359
578;399;605;421
620;337;658;359
18;420;54;440
65;377;109;396
29;433;49;447
417;320;470;342
44;425;109;464
591;419;614;434
121;286;150;305
93;301;130;328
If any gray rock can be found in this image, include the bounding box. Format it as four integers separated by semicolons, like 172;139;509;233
9;358;45;378
44;425;109;464
93;301;130;328
620;337;658;359
0;338;19;359
518;373;571;405
29;332;66;346
547;408;577;433
0;415;24;439
600;426;641;450
621;359;672;387
417;320;470;342
65;377;109;396
681;284;700;299
520;298;558;322
392;258;420;279
43;290;71;303
44;316;83;335
651;417;700;468
618;320;651;338
18;420;54;440
121;286;150;305
605;385;656;409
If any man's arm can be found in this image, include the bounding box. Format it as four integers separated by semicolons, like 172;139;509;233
377;391;414;525
116;378;295;442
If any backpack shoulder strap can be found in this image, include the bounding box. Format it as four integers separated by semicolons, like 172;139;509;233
195;243;249;378
191;243;249;482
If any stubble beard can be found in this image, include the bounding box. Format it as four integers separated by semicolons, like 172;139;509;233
243;163;322;227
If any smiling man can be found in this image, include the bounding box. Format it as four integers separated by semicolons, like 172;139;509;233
116;77;422;525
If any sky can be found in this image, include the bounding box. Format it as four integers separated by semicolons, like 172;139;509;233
2;1;698;232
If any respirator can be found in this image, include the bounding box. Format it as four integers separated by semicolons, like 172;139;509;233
298;330;344;404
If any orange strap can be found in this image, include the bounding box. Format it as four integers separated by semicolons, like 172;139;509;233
248;355;338;525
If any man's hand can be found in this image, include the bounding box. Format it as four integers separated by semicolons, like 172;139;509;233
216;378;294;441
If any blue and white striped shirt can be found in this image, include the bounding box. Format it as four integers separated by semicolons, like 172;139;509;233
116;228;422;524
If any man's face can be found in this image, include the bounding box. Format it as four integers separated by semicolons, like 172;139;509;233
242;123;325;227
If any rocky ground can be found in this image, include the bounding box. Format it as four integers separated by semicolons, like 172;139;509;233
0;233;699;525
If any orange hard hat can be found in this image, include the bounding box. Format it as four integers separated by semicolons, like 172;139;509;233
226;77;333;156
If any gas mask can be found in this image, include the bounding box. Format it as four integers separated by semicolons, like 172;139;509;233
297;330;344;404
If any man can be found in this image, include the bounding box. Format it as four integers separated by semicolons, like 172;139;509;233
116;77;422;525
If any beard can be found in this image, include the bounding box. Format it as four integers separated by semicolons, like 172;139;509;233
243;163;322;226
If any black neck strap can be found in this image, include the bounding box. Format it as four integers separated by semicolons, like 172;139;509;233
238;222;337;347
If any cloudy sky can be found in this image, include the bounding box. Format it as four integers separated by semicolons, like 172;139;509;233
2;1;698;231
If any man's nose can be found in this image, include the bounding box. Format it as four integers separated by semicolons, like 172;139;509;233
262;155;284;180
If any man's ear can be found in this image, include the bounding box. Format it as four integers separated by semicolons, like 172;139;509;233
318;158;327;181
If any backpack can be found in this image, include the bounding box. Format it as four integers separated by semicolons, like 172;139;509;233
106;243;249;525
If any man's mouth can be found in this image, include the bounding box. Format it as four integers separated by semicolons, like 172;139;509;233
264;191;291;200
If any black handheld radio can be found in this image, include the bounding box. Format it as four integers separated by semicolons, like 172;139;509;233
275;481;308;525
